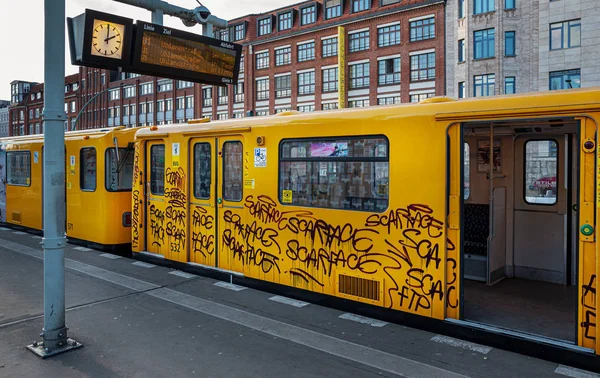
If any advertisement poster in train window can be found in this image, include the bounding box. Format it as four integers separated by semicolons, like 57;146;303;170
0;147;5;223
477;140;501;172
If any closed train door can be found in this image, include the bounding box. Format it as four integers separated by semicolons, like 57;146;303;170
145;140;169;258
188;138;217;266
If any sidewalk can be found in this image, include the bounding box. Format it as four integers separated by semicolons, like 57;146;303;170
0;228;597;378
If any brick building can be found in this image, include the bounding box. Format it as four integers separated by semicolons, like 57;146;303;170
81;0;446;129
0;100;9;138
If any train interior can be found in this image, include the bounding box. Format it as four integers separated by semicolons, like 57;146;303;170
461;118;579;343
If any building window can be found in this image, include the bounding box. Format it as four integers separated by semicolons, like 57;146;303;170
157;80;173;92
186;96;194;109
140;82;153;95
256;78;270;100
505;0;515;9
298;104;315;112
349;62;370;89
177;80;194;89
217;113;229;120
505;31;516;56
505;76;516;94
193;143;212;199
150;145;165;195
275;75;292;98
29;109;33;119
80;148;96;191
410;17;435;41
325;0;342;19
458;81;466;98
458;0;465;18
223;141;243;201
279;136;389;211
218;86;228;105
105;148;134;191
240;55;245;73
256;110;269;116
203;88;213;107
474;0;494;14
177;97;186;110
349;31;370;52
279;12;292;31
550;20;581;50
378;96;400;105
233;112;244;119
258;17;272;36
108;88;120;100
474;73;496;96
322;37;338;57
275;47;291;66
410;52;436;81
298;42;315;61
165;98;173;111
549;69;580;90
256;51;270;69
378;58;400;85
474;28;495;59
7;151;31;186
275;107;292;114
234;83;244;103
220;28;229;41
70;101;76;113
322;67;338;92
458;39;465;62
410;92;434;102
124;85;135;98
525;140;558;205
301;5;316;25
378;24;400;47
322;102;338;110
298;71;316;95
234;24;245;41
352;0;370;12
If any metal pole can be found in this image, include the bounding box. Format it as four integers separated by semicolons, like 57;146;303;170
27;0;82;358
72;84;120;131
151;8;163;25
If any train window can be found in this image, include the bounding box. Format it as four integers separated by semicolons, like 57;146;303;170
150;144;165;195
279;136;389;212
193;143;211;199
525;140;557;205
223;141;243;201
6;151;31;186
105;148;134;192
80;148;97;191
464;143;470;200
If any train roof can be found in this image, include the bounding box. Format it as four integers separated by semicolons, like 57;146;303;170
135;86;600;139
0;126;137;146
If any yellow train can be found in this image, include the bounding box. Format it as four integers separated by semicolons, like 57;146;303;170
0;126;136;251
131;88;598;358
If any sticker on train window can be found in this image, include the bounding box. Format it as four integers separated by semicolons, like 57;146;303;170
310;142;348;157
254;148;267;167
282;190;293;203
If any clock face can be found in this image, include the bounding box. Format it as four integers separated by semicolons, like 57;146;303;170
90;19;125;59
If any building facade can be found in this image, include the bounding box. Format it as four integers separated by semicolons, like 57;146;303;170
446;0;600;98
0;101;9;137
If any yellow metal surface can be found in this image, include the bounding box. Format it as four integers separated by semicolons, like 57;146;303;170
2;127;136;247
131;88;600;354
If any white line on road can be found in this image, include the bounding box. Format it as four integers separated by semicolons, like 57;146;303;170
0;236;469;378
214;281;246;291
339;313;388;327
132;261;155;268
269;295;309;308
74;246;92;252
430;335;491;354
100;253;122;260
168;270;196;279
555;365;600;378
13;231;26;235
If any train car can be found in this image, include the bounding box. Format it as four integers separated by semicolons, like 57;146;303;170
131;87;599;358
2;126;136;251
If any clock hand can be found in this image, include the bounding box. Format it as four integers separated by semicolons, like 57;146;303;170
106;24;109;42
105;35;117;42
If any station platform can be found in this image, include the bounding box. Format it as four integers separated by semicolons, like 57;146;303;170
0;228;597;378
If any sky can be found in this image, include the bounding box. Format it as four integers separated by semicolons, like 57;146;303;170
0;0;298;100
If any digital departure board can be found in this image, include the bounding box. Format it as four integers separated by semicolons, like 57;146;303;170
132;21;242;86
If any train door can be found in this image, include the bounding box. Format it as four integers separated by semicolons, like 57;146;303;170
457;118;586;345
188;138;217;266
145;140;169;258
